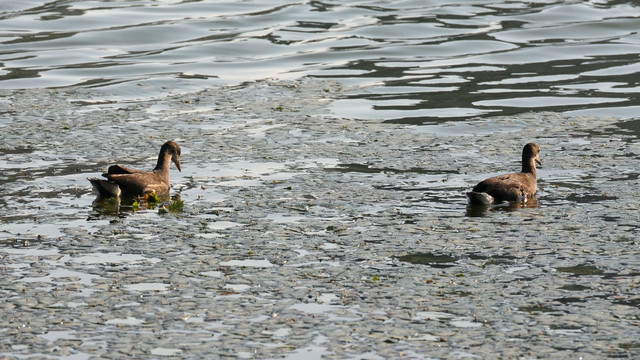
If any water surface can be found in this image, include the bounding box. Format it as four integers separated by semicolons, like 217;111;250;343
1;1;639;359
1;0;639;121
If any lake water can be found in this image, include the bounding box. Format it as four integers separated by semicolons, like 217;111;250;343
2;0;640;121
1;1;639;359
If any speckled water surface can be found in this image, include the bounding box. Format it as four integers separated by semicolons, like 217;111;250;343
2;0;640;358
1;80;638;359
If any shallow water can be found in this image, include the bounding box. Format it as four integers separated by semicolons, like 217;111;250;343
1;0;640;359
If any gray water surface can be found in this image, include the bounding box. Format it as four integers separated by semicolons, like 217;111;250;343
1;0;640;359
1;81;638;359
2;0;639;121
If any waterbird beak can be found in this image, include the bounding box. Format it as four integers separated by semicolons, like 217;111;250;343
174;157;182;172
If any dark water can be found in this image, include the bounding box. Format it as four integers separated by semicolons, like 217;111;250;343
1;0;639;121
1;1;639;359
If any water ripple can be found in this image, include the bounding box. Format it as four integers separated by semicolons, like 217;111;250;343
1;0;638;121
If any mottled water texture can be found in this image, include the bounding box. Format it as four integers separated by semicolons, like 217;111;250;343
1;81;639;359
